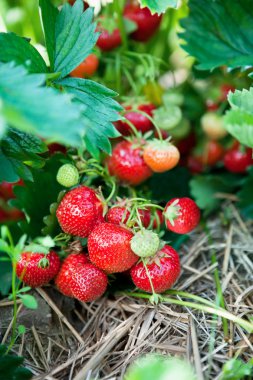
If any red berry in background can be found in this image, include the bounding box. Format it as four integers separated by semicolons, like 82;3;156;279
70;263;108;302
176;133;196;156
0;208;8;222
68;0;89;10
141;208;164;229
124;3;162;42
56;186;104;238
187;156;204;174
88;222;138;273
220;84;235;102
97;27;122;51
202;140;224;166
116;104;155;135
223;146;253;173
47;143;67;155
130;245;180;293
70;54;99;78
55;253;89;297
106;206;131;225
7;208;24;221
164;197;200;234
108;140;153;186
16;251;60;288
0;179;23;200
206;100;219;112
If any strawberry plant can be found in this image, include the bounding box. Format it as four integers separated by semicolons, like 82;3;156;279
0;0;253;378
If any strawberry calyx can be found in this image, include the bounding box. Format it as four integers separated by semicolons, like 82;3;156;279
96;16;119;35
38;256;50;269
146;138;173;151
164;199;181;226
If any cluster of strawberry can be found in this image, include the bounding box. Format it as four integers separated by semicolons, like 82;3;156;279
16;185;200;303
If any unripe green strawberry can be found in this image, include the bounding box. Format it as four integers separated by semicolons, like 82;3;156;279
130;229;160;258
56;164;79;187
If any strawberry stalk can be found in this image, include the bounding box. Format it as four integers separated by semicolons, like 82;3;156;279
120;291;253;333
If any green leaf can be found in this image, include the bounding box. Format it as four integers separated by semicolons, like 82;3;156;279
224;88;253;148
221;358;253;380
0;257;12;296
58;77;122;157
180;0;253;71
190;175;237;215
54;1;99;79
39;0;58;70
18;325;26;335
0;33;47;73
237;168;253;218
11;154;64;238
0;345;33;380
0;128;47;182
19;294;38;309
0;62;86;147
139;0;178;14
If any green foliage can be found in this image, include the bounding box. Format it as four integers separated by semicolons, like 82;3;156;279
190;174;237;215
0;345;33;380
224;88;253;148
54;1;99;78
0;128;47;182
39;0;58;70
220;358;253;380
58;77;122;157
0;32;47;73
139;0;178;14
180;0;253;71
12;154;64;238
19;294;38;309
0;63;85;149
237;168;253;218
0;258;12;296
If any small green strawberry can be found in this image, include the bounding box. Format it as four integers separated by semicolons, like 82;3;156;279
130;229;160;258
56;164;79;188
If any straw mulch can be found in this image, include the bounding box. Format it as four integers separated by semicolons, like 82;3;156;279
1;202;253;380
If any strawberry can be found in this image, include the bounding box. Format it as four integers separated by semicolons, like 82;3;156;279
16;250;60;288
164;197;200;234
224;146;253;173
56;164;79;188
106;206;131;225
201;112;227;140
55;253;89;297
130;229;160;258
96;24;122;51
56;186;104;238
69;263;108;302
0;179;23;200
139;208;164;229
107;140;153;186
70;54;99;78
116;104;155;135
130;245;180;293
88;222;138;273
143;140;180;173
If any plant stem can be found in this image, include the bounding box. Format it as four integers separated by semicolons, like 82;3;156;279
6;261;18;353
114;0;128;50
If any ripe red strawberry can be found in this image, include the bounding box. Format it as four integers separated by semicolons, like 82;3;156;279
56;186;104;238
116;104;155;135
69;263;108;302
164;198;200;234
96;26;122;51
124;3;162;42
130;245;180;293
108;140;153;186
224;146;253;173
142;208;164;229
88;222;138;273
55;253;89;297
106;206;131;225
16;251;60;287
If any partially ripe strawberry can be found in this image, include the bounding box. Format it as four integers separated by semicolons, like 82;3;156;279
56;164;79;188
70;264;108;302
116;104;155;135
16;251;60;287
224;147;253;173
108;140;152;186
143;140;180;173
55;253;89;297
164;198;200;234
88;222;138;273
130;245;180;293
106;206;131;225
130;229;160;258
56;186;104;238
201;112;227;140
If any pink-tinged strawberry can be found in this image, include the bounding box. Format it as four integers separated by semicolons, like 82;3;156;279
88;222;138;273
130;245;180;293
164;197;200;234
55;253;89;297
108;140;153;186
56;186;104;238
16;251;60;288
69;263;108;302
